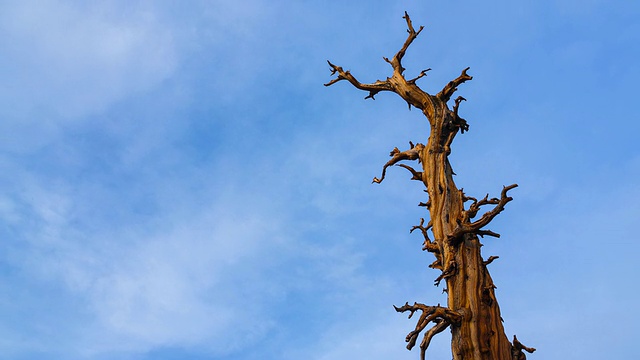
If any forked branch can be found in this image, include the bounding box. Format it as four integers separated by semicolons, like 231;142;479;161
373;143;424;183
394;302;462;360
325;13;432;111
418;320;449;360
447;184;518;244
466;192;501;219
410;218;439;253
383;11;424;75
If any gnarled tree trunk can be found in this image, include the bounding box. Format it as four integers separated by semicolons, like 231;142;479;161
325;13;535;360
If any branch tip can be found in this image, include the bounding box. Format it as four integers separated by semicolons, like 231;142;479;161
483;255;499;265
438;67;473;102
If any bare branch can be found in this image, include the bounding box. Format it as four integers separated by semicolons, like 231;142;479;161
466;193;500;219
434;260;457;286
410;218;439;253
324;61;392;99
325;13;435;115
452;96;469;134
419;320;449;360
453;96;466;116
483;255;499;266
477;229;501;238
470;184;517;228
428;258;442;270
447;184;518;245
384;12;425;76
373;143;425;183
461;188;477;203
394;302;462;358
512;335;536;360
437;67;473;103
408;68;431;85
396;164;423;181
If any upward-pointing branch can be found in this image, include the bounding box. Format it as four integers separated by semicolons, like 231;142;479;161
325;13;433;112
383;11;424;75
438;67;473;103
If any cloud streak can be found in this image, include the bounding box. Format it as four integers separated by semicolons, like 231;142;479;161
0;1;176;152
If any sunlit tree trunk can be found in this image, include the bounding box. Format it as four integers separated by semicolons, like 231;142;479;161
325;13;535;360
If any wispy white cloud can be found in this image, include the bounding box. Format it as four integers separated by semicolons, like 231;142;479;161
0;139;394;358
82;204;285;355
2;172;285;356
0;1;176;152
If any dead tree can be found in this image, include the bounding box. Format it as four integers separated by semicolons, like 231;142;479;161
325;13;535;360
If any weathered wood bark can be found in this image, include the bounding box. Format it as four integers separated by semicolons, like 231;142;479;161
325;13;535;360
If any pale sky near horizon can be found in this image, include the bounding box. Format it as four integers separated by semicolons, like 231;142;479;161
1;1;639;359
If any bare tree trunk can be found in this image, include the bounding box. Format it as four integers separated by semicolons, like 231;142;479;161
325;13;535;360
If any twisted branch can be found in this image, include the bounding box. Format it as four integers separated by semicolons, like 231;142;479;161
447;184;518;245
466;192;500;219
325;13;433;112
373;143;424;183
324;61;392;99
418;320;449;360
434;260;457;286
410;218;439;253
396;164;423;181
394;302;462;360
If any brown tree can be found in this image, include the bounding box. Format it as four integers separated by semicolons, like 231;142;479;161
325;13;535;360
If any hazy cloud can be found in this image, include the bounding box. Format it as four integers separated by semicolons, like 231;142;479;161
0;1;176;151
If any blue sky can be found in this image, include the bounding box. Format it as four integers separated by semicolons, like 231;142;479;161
0;1;638;359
